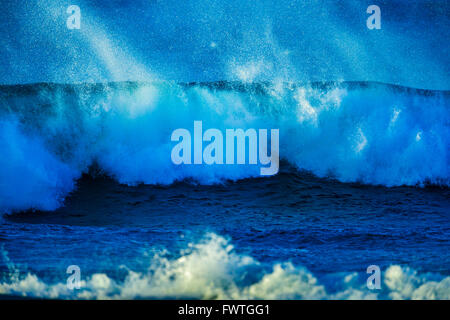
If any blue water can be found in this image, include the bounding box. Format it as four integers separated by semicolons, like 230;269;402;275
0;81;449;299
0;0;449;300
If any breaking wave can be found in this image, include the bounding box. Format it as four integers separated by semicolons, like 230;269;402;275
0;233;449;300
0;81;448;213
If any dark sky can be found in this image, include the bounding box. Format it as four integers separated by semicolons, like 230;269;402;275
0;0;449;89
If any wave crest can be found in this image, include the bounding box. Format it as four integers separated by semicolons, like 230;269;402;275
0;81;448;212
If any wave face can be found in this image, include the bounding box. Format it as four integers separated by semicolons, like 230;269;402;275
1;233;449;300
0;81;448;213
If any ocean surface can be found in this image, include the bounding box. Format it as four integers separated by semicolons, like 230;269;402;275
0;81;449;299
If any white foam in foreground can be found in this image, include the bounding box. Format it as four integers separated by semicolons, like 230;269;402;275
0;233;449;300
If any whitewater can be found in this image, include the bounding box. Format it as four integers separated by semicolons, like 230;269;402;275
0;81;448;214
0;81;448;300
0;232;449;300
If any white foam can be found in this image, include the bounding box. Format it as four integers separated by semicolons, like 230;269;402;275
0;233;448;300
0;82;448;213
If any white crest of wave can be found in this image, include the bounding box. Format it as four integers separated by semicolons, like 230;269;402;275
0;81;449;213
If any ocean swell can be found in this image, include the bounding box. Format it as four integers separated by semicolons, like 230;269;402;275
0;81;448;213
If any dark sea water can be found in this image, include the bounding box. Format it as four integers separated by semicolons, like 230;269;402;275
4;165;450;272
0;81;449;299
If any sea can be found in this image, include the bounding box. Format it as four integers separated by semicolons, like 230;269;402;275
0;81;448;299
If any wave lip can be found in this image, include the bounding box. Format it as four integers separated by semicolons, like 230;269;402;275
0;81;449;213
